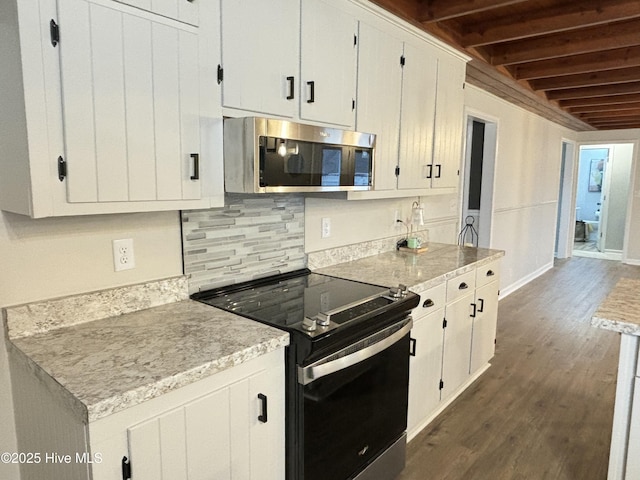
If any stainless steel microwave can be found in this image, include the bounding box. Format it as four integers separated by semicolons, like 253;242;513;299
223;117;376;193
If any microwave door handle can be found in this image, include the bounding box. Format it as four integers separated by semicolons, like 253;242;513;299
297;319;412;385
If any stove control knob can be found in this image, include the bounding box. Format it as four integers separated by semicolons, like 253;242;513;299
315;312;330;327
302;317;317;332
390;284;408;299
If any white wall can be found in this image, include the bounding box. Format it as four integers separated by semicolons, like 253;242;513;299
0;211;183;480
305;193;460;253
464;85;576;294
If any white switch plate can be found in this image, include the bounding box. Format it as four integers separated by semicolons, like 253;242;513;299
321;217;331;238
113;238;135;272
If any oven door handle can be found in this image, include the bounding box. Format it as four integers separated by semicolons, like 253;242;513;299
297;318;413;386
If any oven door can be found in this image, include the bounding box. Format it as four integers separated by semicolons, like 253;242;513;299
298;317;412;480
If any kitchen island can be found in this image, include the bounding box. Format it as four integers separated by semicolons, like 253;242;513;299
592;277;640;480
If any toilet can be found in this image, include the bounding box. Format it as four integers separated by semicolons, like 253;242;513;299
583;220;599;242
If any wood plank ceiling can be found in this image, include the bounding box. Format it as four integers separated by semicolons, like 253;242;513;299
370;0;640;131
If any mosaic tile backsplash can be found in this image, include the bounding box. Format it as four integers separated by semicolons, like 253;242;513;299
182;194;306;293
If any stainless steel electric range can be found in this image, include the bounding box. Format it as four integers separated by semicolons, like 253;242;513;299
192;269;419;480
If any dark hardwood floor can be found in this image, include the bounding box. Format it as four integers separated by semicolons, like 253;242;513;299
401;257;640;480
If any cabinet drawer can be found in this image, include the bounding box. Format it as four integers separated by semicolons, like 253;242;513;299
476;260;500;288
413;283;446;320
446;270;476;303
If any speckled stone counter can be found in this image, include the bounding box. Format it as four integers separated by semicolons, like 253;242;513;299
592;277;640;336
3;278;289;424
314;242;504;293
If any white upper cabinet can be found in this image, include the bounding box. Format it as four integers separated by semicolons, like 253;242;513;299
397;41;438;191
299;0;358;127
356;22;403;192
219;0;357;127
114;0;199;25
58;0;201;203
0;0;223;218
220;0;298;118
433;52;466;190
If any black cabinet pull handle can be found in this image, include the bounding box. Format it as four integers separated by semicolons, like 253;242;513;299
435;164;442;178
258;393;268;423
426;164;433;179
409;337;417;356
121;456;131;480
307;81;315;103
190;153;199;180
423;299;435;308
217;64;223;84
459;282;469;290
486;270;495;277
50;19;59;47
478;298;485;313
471;303;477;318
286;76;295;100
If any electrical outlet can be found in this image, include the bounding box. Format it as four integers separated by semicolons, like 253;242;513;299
112;238;135;272
321;217;331;238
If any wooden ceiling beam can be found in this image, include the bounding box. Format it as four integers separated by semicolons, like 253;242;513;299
417;0;528;23
513;46;640;80
578;108;640;120
559;93;640;108
568;102;640;114
461;0;640;48
489;19;640;66
587;118;640;128
547;81;640;101
529;66;640;92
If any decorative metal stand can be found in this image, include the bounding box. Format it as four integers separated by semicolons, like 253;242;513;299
458;216;478;247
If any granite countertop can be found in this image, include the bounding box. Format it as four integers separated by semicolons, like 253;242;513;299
592;278;640;336
4;279;289;424
314;242;504;293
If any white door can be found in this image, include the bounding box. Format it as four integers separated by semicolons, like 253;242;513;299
220;0;298;117
470;280;499;374
397;42;438;190
57;0;201;203
407;309;445;436
300;0;357;127
441;292;474;400
356;22;403;191
432;53;464;189
127;368;285;479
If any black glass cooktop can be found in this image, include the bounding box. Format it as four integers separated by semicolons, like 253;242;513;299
192;269;398;337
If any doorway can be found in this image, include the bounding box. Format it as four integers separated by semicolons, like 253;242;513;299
461;113;497;248
555;140;576;259
572;143;633;260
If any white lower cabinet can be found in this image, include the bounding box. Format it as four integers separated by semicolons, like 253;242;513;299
89;349;285;480
407;284;446;437
441;289;476;401
407;261;501;440
470;277;500;374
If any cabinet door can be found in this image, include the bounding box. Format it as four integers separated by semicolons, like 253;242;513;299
470;280;499;374
127;367;285;480
58;0;201;203
220;0;298;117
114;0;199;25
441;292;474;400
397;42;438;190
356;22;403;191
300;0;357;127
432;53;465;189
407;309;445;437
